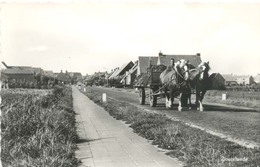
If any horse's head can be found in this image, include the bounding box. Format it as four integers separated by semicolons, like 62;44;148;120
189;61;210;81
198;61;210;80
177;59;190;81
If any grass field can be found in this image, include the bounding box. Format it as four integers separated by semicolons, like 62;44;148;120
205;90;260;109
1;86;78;167
83;88;260;167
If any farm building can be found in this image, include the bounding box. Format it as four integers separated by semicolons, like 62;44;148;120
235;75;254;85
209;73;225;90
120;61;138;87
222;74;238;86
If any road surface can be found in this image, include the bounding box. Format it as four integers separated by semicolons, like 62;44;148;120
86;86;260;146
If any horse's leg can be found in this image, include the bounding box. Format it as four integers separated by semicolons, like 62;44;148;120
165;92;169;108
188;92;192;110
196;89;200;111
199;90;207;112
169;87;174;109
178;92;183;111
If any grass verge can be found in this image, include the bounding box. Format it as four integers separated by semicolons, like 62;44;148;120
1;85;78;167
83;88;260;167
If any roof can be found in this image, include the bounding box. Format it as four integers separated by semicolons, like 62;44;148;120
138;56;158;74
109;61;134;79
210;73;224;80
120;62;138;82
129;61;138;74
222;74;237;82
235;75;252;79
1;67;35;74
158;54;202;69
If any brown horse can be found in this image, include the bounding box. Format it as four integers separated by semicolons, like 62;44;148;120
189;62;210;111
160;59;190;111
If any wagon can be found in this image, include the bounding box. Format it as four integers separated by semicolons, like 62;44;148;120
134;64;194;108
134;65;170;107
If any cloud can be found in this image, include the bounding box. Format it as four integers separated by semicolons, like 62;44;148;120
27;45;48;52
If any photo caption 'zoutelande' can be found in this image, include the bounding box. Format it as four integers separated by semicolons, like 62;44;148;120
221;157;248;162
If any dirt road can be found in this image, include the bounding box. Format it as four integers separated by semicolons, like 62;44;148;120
86;86;260;146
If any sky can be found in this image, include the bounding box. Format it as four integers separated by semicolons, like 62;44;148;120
1;1;260;75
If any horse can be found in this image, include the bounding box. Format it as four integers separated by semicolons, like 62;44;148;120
189;61;211;111
160;59;190;111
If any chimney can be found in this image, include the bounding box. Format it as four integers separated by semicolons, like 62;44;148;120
196;53;201;57
159;51;163;57
1;61;9;68
61;70;63;73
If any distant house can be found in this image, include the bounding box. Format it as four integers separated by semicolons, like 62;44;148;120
56;70;70;84
254;74;260;83
109;61;134;80
209;73;225;90
68;72;83;83
235;75;254;85
1;62;43;82
43;70;55;78
120;61;138;87
1;67;35;82
222;74;238;86
108;61;134;87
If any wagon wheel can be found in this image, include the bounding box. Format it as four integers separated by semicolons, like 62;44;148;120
139;88;145;105
149;88;157;107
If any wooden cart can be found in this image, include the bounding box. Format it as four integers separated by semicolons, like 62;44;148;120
134;65;168;107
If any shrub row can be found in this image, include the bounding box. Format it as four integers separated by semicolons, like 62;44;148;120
1;86;78;167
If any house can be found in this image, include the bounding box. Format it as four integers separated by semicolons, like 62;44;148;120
209;73;225;90
120;61;138;87
157;52;202;69
222;74;238;86
234;75;254;85
136;52;202;77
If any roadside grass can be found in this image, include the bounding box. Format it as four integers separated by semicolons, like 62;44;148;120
83;88;260;167
1;85;78;167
